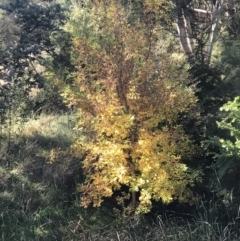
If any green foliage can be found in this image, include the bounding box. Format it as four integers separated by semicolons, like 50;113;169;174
205;97;240;179
219;34;240;97
0;0;69;120
187;62;227;137
0;0;66;85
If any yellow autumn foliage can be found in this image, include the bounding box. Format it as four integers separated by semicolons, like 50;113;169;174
63;0;198;213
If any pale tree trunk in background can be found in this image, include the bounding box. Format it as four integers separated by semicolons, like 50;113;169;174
176;8;195;61
175;0;225;65
204;1;225;65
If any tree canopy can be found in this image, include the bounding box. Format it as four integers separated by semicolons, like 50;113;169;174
61;0;200;213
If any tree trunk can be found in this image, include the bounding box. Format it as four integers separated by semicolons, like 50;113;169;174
176;9;195;62
175;0;225;65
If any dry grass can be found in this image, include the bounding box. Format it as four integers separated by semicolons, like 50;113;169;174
10;113;76;137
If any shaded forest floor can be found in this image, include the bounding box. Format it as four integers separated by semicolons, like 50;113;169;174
0;113;240;241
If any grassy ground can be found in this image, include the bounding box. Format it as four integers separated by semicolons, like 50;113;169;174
0;113;240;240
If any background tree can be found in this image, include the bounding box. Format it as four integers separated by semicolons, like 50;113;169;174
0;0;68;116
172;0;239;65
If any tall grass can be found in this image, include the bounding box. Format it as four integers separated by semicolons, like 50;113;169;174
1;113;240;240
0;112;84;241
77;205;240;241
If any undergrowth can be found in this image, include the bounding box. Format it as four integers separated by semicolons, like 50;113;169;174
0;113;240;240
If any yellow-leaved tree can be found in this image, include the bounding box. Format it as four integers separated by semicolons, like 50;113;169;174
62;0;199;213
